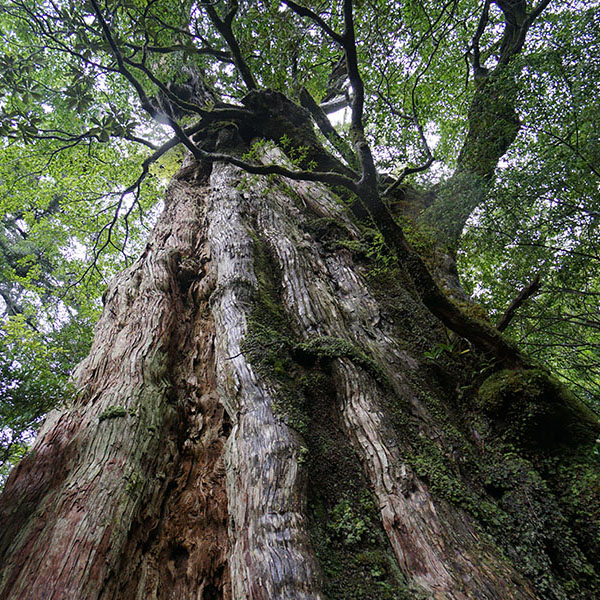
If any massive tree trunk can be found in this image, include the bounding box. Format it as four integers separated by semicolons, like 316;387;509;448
1;140;599;599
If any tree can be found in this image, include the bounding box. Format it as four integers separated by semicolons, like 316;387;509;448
0;1;599;598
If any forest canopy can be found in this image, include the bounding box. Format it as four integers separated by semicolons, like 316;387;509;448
0;0;599;482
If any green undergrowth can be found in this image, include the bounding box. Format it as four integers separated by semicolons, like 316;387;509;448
472;367;600;582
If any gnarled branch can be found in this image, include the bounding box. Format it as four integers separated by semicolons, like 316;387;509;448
205;1;258;91
298;87;357;171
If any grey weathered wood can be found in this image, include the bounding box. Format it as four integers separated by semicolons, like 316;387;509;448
208;162;325;599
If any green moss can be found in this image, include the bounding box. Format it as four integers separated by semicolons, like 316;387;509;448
98;405;127;422
364;228;398;277
300;217;356;251
243;319;309;432
476;368;599;448
477;369;541;409
357;231;442;356
244;229;390;430
124;471;143;499
240;227;416;596
333;232;600;597
294;335;385;383
303;371;417;599
379;369;600;599
406;412;599;598
242;183;600;598
242;229;310;431
451;298;493;324
545;457;600;573
411;436;481;515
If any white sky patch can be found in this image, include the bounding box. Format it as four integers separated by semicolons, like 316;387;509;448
61;238;87;261
328;105;350;126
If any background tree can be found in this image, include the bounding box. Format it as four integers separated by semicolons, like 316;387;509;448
0;1;599;599
0;37;165;481
458;5;600;403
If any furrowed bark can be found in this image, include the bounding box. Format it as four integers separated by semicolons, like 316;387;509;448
0;175;230;599
0;144;598;600
207;162;324;599
245;149;540;598
1;1;597;595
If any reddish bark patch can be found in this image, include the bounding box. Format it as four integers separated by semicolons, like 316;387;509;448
0;412;81;584
106;307;231;599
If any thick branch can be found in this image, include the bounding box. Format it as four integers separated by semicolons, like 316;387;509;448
280;2;373;184
123;42;232;62
494;0;552;69
298;87;357;170
205;2;258;91
202;146;358;191
526;0;553;26
355;187;525;367
89;0;192;130
341;0;377;189
469;0;490;77
497;273;542;332
421;0;554;249
320;96;349;114
282;1;344;44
